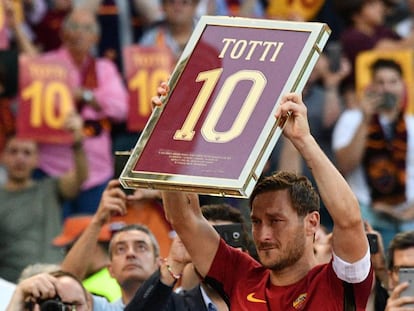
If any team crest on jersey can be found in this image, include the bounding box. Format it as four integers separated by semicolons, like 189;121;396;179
292;293;307;310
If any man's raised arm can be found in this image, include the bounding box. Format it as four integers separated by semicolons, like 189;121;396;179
161;191;220;277
277;93;368;263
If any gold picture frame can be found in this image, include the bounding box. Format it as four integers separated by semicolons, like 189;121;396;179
120;16;330;197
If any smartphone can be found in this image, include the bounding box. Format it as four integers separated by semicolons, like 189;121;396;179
378;92;397;110
367;233;379;254
113;151;134;195
213;223;245;249
325;41;342;72
399;268;414;306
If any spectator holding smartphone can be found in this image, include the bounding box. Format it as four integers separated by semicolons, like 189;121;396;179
333;58;414;249
385;231;414;309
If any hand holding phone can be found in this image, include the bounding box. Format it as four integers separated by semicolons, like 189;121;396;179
399;267;414;307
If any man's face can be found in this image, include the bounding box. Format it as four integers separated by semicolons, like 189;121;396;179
108;230;159;287
56;276;89;311
62;10;98;56
359;0;385;27
2;137;38;183
163;0;197;27
250;190;307;271
388;247;414;290
372;67;405;100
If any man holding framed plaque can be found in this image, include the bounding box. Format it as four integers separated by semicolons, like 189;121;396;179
159;89;374;309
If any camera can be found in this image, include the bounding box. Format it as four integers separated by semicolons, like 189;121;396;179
325;41;342;72
378;92;397;110
213;223;246;249
26;296;67;311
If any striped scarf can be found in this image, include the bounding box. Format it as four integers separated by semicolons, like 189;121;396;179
363;113;407;205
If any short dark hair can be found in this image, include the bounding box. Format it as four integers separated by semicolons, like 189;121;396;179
371;58;403;78
387;231;414;270
250;171;320;216
201;204;245;224
334;0;383;25
109;224;160;259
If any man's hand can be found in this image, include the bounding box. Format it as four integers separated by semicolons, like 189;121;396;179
6;273;59;311
151;82;169;109
93;180;127;226
168;236;191;265
275;93;311;145
19;273;58;301
161;236;192;286
386;282;414;310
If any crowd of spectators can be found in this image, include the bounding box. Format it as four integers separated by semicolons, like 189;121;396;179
1;0;414;310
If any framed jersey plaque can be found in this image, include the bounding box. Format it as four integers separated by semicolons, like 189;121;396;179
120;16;331;197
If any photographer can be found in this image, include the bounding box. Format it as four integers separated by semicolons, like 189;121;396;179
333;58;414;249
5;270;90;311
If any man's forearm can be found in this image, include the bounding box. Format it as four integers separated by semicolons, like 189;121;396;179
336;120;368;175
73;140;88;187
299;135;358;213
161;191;220;277
5;288;24;311
60;220;102;279
58;140;88;199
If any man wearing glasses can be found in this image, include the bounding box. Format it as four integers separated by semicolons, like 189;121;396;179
385;231;414;308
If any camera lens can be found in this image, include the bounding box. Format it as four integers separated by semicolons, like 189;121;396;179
39;299;66;311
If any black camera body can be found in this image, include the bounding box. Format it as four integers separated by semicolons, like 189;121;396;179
27;297;67;311
367;233;379;254
213;223;246;249
378;92;397;110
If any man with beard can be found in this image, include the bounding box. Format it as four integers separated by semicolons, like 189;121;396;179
158;89;374;309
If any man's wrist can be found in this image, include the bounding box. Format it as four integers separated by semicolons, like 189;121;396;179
160;258;185;286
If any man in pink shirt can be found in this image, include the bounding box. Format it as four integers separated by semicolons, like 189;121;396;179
38;7;128;218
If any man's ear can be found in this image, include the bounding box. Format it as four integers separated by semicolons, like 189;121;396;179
305;211;320;237
155;256;162;267
107;263;115;278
